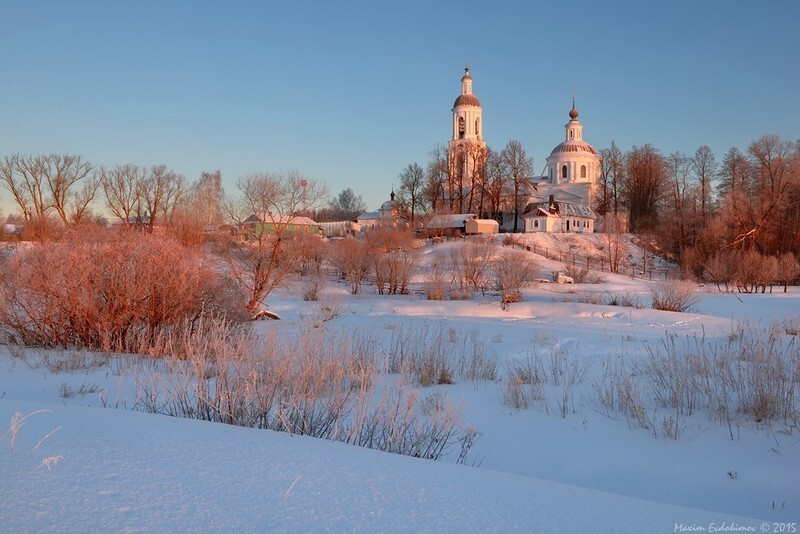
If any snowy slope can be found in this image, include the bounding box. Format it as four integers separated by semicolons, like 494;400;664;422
2;236;798;531
0;399;766;533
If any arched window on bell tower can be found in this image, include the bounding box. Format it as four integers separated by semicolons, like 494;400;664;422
458;117;465;139
561;165;568;180
580;165;587;179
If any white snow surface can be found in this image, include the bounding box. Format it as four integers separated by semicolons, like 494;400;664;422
2;236;798;532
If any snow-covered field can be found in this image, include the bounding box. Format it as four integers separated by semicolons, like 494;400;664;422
2;235;798;532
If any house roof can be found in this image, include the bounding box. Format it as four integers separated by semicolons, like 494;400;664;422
424;213;477;229
244;214;319;226
522;201;595;219
356;211;380;221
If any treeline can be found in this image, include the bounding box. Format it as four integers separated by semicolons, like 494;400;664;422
593;135;800;280
0;154;225;243
356;134;798;283
2;132;798;284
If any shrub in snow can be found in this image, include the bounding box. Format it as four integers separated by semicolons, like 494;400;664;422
604;291;642;308
329;237;372;295
386;323;497;386
134;325;480;462
648;281;700;312
0;232;246;351
372;247;418;295
502;234;521;247
491;251;537;310
595;325;799;438
449;240;494;295
501;358;546;410
425;252;447;300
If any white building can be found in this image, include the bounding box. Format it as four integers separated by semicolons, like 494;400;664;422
522;195;596;234
356;190;405;230
448;67;486;200
533;100;602;211
436;68;602;234
422;213;477;236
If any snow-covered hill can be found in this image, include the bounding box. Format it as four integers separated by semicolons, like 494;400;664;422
2;236;798;531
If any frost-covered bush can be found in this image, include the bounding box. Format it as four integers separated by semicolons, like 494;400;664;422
386;323;497;386
594;325;800;438
604;291;642;308
0;232;246;350
449;239;495;294
492;251;537;310
135;326;480;462
648;281;700;312
425;252;447;300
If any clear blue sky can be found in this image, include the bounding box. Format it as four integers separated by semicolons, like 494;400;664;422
1;0;798;214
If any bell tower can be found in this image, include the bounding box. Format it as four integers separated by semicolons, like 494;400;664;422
450;67;483;143
447;67;486;211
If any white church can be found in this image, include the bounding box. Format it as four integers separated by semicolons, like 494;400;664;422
447;67;600;234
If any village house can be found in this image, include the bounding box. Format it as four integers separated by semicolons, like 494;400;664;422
241;213;322;238
421;213;498;237
356;190;406;231
522;195;596;233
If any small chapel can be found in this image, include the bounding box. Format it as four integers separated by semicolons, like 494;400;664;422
446;67;600;234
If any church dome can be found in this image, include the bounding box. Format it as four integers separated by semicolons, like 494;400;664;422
569;106;579;119
549;140;597;156
453;94;481;108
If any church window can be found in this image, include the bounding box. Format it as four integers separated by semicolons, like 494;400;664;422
475;118;480;137
458;117;465;139
581;165;587;179
534;220;539;228
561;165;567;179
569;130;574;140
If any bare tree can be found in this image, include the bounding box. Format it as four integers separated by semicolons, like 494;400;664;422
71;174;101;226
776;252;800;293
483;148;507;222
424;144;450;213
598;141;624;216
0;154;49;223
693;145;718;225
225;171;328;316
194;170;224;225
665;151;694;254
0;153;98;231
621;144;667;233
101;164;146;227
500;140;533;233
602;212;628;273
398;163;425;224
464;144;487;214
745;135;798;253
718;147;752;198
703;251;737;291
140;165;185;233
41;154;95;226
